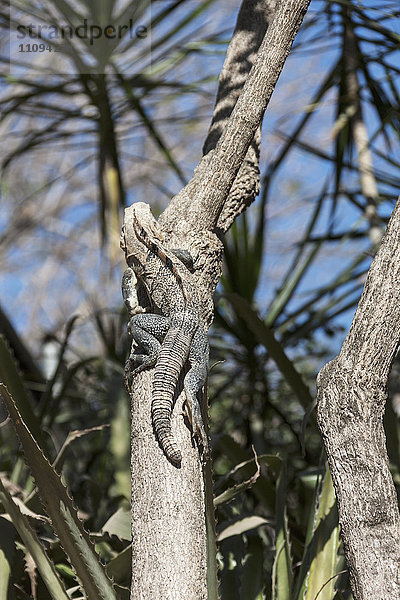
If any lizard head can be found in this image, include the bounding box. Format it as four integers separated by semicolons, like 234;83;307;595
133;202;164;243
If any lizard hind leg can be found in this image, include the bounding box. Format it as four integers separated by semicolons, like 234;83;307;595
183;328;209;454
125;313;169;388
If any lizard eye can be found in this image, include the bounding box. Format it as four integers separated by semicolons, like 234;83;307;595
171;249;195;272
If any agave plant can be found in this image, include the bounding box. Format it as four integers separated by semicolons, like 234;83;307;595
0;1;399;598
0;0;220;249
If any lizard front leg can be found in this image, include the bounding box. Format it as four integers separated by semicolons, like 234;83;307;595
125;313;169;388
184;328;209;455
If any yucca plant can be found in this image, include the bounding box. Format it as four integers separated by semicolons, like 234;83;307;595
0;0;399;598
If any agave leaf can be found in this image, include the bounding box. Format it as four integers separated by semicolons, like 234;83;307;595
53;424;109;472
226;294;313;410
214;452;260;507
214;453;281;507
272;461;292;600
218;536;244;600
0;304;43;386
113;585;130;600
56;563;76;579
295;467;339;600
0;335;43;446
101;508;131;542
0;515;16;599
304;471;339;600
215;437;278;513
0;477;70;600
8;497;48;523
0;384;118;600
218;516;269;542
215;453;281;492
105;544;131;586
241;534;264;600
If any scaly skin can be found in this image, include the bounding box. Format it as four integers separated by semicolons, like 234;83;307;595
152;314;196;464
121;203;209;465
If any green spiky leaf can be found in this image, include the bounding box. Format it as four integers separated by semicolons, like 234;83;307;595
295;467;340;600
0;384;118;600
0;477;70;600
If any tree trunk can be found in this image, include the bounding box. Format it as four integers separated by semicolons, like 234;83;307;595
125;1;311;597
317;197;400;599
130;372;208;598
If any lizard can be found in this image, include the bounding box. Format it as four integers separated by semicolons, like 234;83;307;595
120;202;209;465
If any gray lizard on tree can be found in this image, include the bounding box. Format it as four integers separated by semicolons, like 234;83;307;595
120;202;209;465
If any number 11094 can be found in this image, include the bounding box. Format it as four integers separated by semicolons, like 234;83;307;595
18;43;57;52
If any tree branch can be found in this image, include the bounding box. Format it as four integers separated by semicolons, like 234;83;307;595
159;0;311;235
317;197;400;599
124;1;311;597
203;0;276;234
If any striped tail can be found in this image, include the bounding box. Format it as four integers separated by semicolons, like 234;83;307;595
152;325;192;465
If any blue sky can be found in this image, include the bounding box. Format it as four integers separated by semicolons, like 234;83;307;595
0;0;399;362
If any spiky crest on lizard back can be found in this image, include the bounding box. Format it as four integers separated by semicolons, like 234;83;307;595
131;202;188;305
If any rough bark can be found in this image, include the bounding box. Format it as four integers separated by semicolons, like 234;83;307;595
126;1;311;598
130;373;207;599
159;0;310;235
203;0;276;234
317;196;400;599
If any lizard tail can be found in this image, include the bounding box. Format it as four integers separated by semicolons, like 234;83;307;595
152;325;192;465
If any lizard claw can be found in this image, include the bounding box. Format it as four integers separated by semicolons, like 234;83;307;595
184;389;209;457
124;354;156;391
124;359;133;391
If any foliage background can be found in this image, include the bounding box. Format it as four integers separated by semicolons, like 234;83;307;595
0;0;399;598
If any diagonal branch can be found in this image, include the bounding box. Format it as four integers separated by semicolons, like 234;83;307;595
160;0;311;235
203;0;276;234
